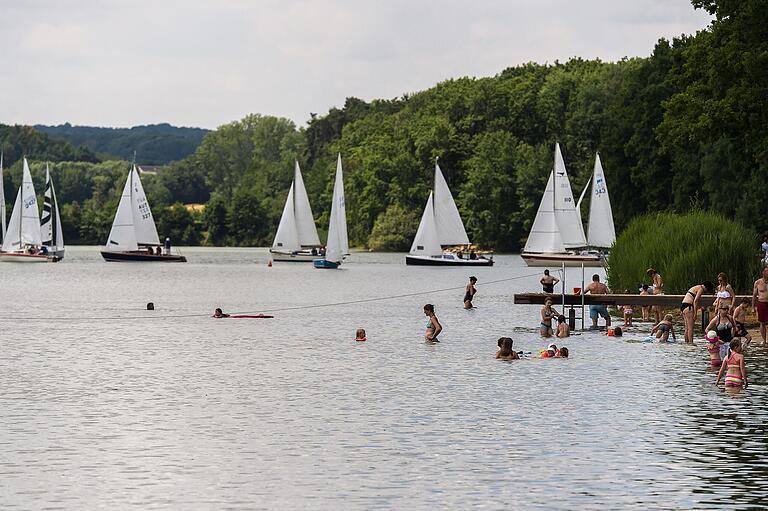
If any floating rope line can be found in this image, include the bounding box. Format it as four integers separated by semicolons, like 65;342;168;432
8;271;544;322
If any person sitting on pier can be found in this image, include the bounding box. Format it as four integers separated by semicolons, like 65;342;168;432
556;315;570;338
540;298;559;337
651;314;675;342
584;274;611;329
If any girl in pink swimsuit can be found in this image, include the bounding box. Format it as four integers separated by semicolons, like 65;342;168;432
716;338;747;389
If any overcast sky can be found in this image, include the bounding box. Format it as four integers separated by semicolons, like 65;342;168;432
0;0;712;129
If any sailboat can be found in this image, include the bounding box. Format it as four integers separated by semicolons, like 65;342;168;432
0;152;6;248
101;164;186;262
314;154;349;269
586;153;616;250
41;164;65;259
406;160;493;266
0;157;53;262
270;161;322;262
521;144;603;267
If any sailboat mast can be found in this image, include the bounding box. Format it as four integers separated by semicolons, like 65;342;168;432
19;157;24;249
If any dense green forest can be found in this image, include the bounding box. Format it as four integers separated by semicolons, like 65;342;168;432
1;0;765;249
34;123;209;164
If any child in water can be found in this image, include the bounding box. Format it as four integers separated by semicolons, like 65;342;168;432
556;315;570;338
423;304;442;342
705;330;723;367
607;326;623;337
213;308;230;318
495;337;519;360
716;338;747;389
355;328;367;342
540;343;560;358
651;314;675;342
732;298;752;346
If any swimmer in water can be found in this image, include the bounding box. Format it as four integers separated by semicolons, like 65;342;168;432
355;328;367;342
540;343;560;358
495;337;519;360
213;308;230;318
651;314;675;342
607;326;623;337
705;330;723;368
556;315;570;338
464;276;478;309
146;302;154;310
559;346;569;358
716;338;747;389
423;304;442;342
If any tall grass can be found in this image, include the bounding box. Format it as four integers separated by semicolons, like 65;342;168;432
607;212;761;294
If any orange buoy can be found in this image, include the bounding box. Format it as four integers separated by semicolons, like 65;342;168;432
267;259;273;267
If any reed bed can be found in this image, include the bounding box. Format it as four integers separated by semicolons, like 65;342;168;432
607;212;761;294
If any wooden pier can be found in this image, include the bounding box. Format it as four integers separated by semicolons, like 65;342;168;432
513;293;751;307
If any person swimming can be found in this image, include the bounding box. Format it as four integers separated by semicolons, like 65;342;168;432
356;328;367;341
716;338;747;389
213;308;230;318
495;337;519;360
540;343;560;358
424;304;442;342
607;326;623;337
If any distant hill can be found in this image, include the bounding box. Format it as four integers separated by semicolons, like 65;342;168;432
35;123;209;164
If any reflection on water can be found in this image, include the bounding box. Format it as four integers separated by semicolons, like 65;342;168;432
0;247;766;510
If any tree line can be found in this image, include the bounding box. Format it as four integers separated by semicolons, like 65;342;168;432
1;0;765;249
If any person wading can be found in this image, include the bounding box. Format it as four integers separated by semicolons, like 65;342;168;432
752;267;768;345
584;274;611;328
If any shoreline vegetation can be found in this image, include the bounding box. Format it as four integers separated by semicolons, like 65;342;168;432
1;2;766;251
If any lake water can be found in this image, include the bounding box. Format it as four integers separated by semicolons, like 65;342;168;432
1;247;767;510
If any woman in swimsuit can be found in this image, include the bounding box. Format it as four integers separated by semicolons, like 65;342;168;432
706;306;735;359
646;268;664;324
423;303;442;342
464;276;478;309
495;337;519;360
714;272;736;312
651;314;675;342
680;280;714;344
540;298;559;338
716;338;747;389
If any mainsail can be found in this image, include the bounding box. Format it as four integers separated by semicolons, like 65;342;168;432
433;162;470;246
293;161;321;247
41;164;65;253
105;165;159;251
272;183;301;251
409;192;442;256
0;152;6;245
324;154;349;263
523;171;566;254
2;157;43;252
553;143;587;249
586;153;616;248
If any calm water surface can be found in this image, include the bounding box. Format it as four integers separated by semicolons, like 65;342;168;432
1;247;767;510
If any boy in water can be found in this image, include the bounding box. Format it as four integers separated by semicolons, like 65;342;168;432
651;314;675;342
556;315;570;338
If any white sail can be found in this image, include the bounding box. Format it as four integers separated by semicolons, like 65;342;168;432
325;154;349;263
433;162;470;246
409;192;443;256
106;168;139;251
553;143;587;248
587;153;616;248
41;164;65;253
2;158;43;252
293;161;321;247
129;166;160;246
0;152;5;244
272;183;301;252
523;171;566;254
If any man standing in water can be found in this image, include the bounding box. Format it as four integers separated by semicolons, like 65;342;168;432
585;274;611;328
540;269;560;293
752;266;768;344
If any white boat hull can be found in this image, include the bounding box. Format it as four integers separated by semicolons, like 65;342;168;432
521;252;605;267
0;252;55;263
269;249;320;262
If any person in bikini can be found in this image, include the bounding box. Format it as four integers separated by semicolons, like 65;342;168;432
540;298;559;337
714;272;736;312
680;280;714;344
646;268;664;324
752;266;768;345
640;284;651;321
540;269;559;294
423;303;442;342
464;276;478;309
716;338;747;390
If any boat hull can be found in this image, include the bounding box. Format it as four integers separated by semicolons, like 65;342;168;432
270;249;321;262
521;252;605;267
101;251;187;262
313;259;340;269
0;252;55;263
406;254;494;266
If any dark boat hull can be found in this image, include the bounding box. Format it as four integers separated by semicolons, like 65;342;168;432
313;259;340;269
405;255;494;266
101;251;187;262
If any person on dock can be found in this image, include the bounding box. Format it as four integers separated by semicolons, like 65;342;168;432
495;337;519;360
540;269;559;294
640;284;651;322
651;314;675;342
646;268;664;324
706;306;734;360
424;304;442;342
714;272;735;312
464;276;478;309
753;266;768;345
716;338;747;389
540;297;559;337
585;274;611;329
680;280;714;344
556;315;570;338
